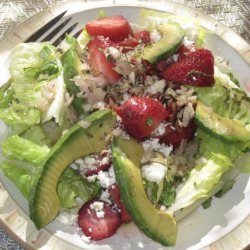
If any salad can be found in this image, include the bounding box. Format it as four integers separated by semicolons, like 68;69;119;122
0;9;250;247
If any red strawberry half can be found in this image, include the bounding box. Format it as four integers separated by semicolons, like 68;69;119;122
133;30;151;44
87;37;121;83
162;48;214;87
86;15;131;42
115;97;169;140
108;184;132;224
85;153;111;177
78;199;121;241
159;121;197;148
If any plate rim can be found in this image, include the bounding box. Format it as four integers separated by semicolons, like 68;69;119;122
0;1;249;250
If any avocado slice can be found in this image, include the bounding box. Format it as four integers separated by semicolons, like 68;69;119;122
112;137;177;246
142;22;185;64
195;101;250;142
61;48;84;114
29;109;116;229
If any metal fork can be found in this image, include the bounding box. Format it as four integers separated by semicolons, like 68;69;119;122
24;10;81;46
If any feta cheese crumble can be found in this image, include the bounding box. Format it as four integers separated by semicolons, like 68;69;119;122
146;79;166;95
150;29;162;43
141;162;167;184
90;201;105;218
142;138;173;162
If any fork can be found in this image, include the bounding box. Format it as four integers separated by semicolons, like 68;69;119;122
24;10;81;46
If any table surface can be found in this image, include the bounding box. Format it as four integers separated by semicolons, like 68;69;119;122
0;0;249;249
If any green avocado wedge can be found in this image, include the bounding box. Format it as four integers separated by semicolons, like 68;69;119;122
195;101;250;142
29;109;116;229
142;22;185;64
112;137;177;246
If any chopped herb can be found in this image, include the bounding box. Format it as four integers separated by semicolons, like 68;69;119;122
215;179;236;198
146;117;154;127
159;181;176;207
39;46;52;61
202;197;212;209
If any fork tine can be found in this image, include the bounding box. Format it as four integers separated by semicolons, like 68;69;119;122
24;10;67;43
41;17;73;42
52;23;79;47
73;29;83;38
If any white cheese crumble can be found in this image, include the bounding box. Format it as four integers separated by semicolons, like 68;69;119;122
96;166;116;188
108;46;120;59
182;37;195;50
152;122;166;136
141;162;167;184
87;175;97;182
100;189;111;203
142;138;173;162
145;79;166;95
56;211;77;226
172;53;179;62
150;29;162;43
90;201;105;218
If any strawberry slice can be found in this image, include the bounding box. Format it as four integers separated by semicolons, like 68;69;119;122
133;30;151;44
115;97;169;140
108;184;132;224
78;199;121;241
159;121;197;148
162;48;214;87
85;153;111;177
87;37;121;83
86;15;131;42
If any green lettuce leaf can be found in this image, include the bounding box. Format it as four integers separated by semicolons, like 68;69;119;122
195;67;250;125
1;135;49;166
57;168;100;210
20;124;51;147
0;161;32;198
168;129;247;212
9;43;60;84
0;103;41;126
168;152;232;212
1;43;66;127
235;152;250;174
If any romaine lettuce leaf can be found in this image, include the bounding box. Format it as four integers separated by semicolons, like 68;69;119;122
1;135;49;166
42;71;66;125
0;103;41;126
20;124;51;147
9;43;60;84
168;153;231;212
235;152;250;174
1;43;66;127
0;161;32;198
168;129;247;212
57;168;100;210
195;68;250;125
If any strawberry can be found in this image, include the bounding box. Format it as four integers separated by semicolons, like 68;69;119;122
108;184;132;224
87;37;121;83
159;121;197;148
133;30;151;44
178;44;196;60
85;153;111;177
117;38;139;48
115;30;151;52
115;97;169;139
162;48;214;87
78;199;121;241
86;15;131;42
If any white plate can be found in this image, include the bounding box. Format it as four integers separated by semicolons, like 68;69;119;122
0;1;250;250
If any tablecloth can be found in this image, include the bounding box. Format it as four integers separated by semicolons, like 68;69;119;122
0;0;250;249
